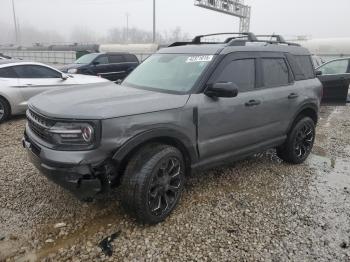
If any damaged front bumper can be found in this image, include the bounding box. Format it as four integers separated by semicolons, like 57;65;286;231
22;133;109;201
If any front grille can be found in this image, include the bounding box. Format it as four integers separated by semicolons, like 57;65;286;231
27;109;55;143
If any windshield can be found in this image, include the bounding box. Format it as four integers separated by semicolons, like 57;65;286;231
75;53;100;64
123;54;214;93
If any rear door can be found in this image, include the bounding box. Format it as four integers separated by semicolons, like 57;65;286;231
253;55;298;141
14;65;66;101
124;54;139;76
317;58;350;104
106;54;128;81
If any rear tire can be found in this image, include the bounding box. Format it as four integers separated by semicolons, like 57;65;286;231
277;117;315;164
120;144;185;224
0;97;10;123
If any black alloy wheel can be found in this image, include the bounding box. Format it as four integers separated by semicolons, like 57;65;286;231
294;122;314;160
148;156;183;217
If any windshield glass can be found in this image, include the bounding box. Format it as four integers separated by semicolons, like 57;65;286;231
123;54;214;93
75;53;100;64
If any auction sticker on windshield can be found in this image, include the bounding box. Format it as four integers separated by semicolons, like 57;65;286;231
186;55;214;63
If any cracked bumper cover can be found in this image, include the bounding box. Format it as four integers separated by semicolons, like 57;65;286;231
23;133;104;201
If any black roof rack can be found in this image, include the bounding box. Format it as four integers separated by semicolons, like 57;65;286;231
168;32;300;47
168;32;257;47
255;34;300;46
192;32;258;44
256;34;286;43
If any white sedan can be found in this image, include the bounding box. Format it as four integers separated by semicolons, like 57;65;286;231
0;60;110;122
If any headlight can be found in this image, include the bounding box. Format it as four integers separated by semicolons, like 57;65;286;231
48;121;98;148
67;68;78;74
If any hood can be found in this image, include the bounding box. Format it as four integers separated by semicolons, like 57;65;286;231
29;82;190;120
59;63;86;72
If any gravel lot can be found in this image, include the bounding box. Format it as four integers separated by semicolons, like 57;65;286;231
0;105;349;261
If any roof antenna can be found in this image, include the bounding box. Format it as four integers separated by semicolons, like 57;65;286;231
264;32;275;46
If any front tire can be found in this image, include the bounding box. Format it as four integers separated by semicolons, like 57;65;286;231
277;117;315;164
0;97;10;123
121;144;185;224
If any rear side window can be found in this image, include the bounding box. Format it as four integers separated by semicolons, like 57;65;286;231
294;55;314;79
0;67;17;78
14;65;61;78
109;55;125;63
216;59;255;92
262;58;289;87
124;54;139;63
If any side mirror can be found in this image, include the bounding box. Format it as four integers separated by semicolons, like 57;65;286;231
204;82;239;98
92;61;100;66
315;70;322;76
115;79;123;85
61;73;69;80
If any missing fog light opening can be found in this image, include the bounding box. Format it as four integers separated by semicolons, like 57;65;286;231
60;133;80;138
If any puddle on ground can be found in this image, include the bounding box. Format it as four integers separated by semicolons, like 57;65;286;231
306;147;350;252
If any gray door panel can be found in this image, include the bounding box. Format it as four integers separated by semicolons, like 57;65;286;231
195;92;283;159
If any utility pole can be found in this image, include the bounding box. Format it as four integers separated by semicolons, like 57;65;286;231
126;13;129;43
11;0;19;44
153;0;156;43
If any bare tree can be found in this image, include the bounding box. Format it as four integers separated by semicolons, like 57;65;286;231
0;22;190;46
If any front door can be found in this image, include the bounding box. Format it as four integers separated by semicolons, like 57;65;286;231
14;65;67;101
317;58;350;104
91;55;110;79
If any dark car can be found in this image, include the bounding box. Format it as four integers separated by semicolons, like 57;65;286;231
316;57;350;104
60;52;139;82
24;33;323;224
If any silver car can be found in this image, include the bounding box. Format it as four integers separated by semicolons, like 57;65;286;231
0;60;109;122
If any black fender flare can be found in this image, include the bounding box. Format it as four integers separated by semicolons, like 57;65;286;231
112;128;199;165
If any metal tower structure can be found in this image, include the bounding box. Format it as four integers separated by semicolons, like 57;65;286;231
194;0;251;32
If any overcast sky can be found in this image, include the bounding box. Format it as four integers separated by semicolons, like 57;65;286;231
0;0;349;42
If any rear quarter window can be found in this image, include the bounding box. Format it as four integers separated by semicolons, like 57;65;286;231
294;55;315;79
109;55;126;63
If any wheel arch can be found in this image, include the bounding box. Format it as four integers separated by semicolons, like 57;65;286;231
112;129;198;176
0;94;12;115
288;103;318;133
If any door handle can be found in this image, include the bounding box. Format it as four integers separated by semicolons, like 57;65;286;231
288;93;299;99
245;100;261;107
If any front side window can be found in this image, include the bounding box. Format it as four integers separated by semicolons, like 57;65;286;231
0;66;17;78
262;58;289;87
123;54;214;93
215;59;255;92
318;59;349;75
14;65;61;78
75;53;100;64
94;55;109;65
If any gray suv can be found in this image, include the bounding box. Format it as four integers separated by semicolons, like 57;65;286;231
23;33;323;224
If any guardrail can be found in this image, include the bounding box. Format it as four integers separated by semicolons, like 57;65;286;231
0;50;153;64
